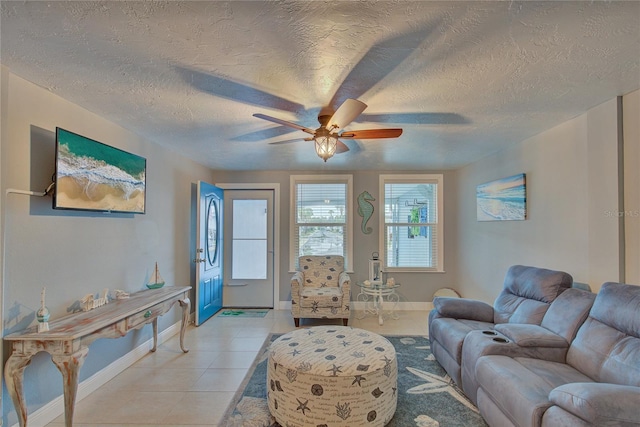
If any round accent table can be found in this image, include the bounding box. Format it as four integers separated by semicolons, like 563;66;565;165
267;325;398;426
356;282;401;325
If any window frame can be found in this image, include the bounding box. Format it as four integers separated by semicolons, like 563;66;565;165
379;174;444;273
289;174;353;271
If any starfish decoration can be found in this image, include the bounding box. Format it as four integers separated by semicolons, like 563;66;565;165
296;398;311;415
311;301;319;312
327;364;343;376
405;366;480;412
320;261;327;266
381;355;392;366
341;340;350;347
415;344;436;361
289;349;301;356
352;375;366;386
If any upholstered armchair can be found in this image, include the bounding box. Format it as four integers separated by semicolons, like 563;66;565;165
291;255;350;327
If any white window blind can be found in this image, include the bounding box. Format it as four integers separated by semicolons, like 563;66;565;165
380;175;444;272
290;175;352;270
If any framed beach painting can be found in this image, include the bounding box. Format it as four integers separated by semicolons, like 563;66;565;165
476;173;526;221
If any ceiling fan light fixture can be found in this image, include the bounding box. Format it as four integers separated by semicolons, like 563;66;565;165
314;134;338;162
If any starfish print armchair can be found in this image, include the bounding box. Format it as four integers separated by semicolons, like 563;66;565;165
290;255;351;327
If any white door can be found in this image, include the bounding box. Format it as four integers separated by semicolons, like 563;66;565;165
223;189;274;307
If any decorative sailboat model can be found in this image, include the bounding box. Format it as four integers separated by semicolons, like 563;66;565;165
146;262;165;289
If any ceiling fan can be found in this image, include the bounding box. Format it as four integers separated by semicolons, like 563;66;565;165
253;98;403;162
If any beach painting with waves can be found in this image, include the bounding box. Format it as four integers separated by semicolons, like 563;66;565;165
477;173;526;221
54;128;146;214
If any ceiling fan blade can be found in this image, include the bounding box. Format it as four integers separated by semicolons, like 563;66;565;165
177;66;306;113
336;140;350;154
339;128;403;139
326;99;367;131
268;138;305;145
253;113;315;135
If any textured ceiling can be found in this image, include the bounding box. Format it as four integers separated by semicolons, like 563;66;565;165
1;1;639;171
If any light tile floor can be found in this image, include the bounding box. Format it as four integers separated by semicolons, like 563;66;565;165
46;309;429;427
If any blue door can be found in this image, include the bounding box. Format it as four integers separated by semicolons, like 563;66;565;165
195;181;223;325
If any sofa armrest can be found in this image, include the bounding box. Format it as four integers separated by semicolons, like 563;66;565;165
291;272;304;294
494;324;569;348
432;297;494;322
549;382;640;425
339;271;350;287
291;271;304;284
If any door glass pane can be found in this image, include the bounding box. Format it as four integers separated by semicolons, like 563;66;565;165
232;199;267;279
233;200;267;238
206;198;218;266
232;240;267;279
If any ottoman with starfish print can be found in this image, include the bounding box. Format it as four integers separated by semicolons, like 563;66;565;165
267;325;398;426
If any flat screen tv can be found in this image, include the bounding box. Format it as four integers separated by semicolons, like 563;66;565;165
53;127;146;214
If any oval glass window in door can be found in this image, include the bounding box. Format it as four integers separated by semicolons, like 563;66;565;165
206;198;218;265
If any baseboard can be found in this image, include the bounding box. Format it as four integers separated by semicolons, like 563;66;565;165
278;301;434;311
15;321;182;427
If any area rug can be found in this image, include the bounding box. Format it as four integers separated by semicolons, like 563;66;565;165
218;309;270;318
221;333;488;427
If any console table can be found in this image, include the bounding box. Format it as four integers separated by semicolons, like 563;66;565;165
4;285;191;427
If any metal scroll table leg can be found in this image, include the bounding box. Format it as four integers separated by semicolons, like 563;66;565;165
179;297;190;353
51;346;89;427
4;353;33;427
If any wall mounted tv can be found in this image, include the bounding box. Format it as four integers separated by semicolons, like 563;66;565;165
53;127;146;214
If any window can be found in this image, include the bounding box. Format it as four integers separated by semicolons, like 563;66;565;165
379;174;444;272
290;175;353;270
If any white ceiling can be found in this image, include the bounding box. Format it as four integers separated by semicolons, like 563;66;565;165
1;1;639;171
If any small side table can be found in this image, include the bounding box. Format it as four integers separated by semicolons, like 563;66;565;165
356;282;401;325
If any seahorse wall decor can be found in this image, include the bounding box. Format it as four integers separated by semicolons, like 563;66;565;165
357;190;375;234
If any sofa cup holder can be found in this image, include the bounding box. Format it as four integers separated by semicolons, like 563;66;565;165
482;330;498;336
492;337;509;343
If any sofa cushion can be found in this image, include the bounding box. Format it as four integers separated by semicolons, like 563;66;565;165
549;382;640;426
476;355;592;427
566;283;640;386
299;255;344;288
540;288;595;343
300;286;342;308
493;265;573;324
590;282;640;338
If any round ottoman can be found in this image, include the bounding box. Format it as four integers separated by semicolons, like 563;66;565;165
267;325;397;426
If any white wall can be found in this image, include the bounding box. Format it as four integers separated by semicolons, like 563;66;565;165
1;70;214;425
624;90;640;284
454;96;626;302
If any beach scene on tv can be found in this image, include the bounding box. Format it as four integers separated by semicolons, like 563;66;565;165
55;129;146;213
476;173;526;221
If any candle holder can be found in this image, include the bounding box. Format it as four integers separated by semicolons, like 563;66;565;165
37;287;50;332
37;306;50;332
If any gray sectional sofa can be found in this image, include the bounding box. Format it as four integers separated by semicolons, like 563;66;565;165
429;268;640;427
429;265;574;386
